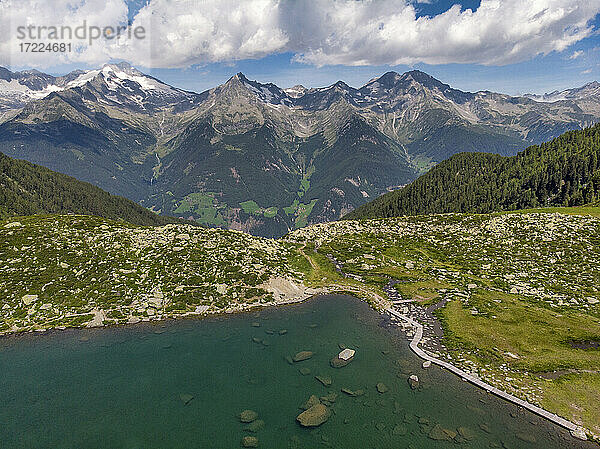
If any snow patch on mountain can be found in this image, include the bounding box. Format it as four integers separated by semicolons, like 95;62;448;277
524;82;600;103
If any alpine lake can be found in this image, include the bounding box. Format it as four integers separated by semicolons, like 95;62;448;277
0;295;593;449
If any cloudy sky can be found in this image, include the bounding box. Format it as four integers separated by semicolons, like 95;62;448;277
0;0;599;95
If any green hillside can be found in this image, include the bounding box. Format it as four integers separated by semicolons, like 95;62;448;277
0;152;180;226
346;124;600;219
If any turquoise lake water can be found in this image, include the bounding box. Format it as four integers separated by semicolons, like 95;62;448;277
0;295;592;448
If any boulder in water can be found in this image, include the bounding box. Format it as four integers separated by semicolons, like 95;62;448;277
341;387;364;397
179;394;194;405
242;435;259;447
428;424;457;441
296;404;331;427
516;433;536;443
393;424;408;436
338;348;355;360
239;409;259;423
245;419;265;433
301;395;320;410
315;375;332;387
330;348;355;367
479;423;491;434
319;392;337;405
293;351;314;362
376;382;388;393
457;426;475;441
408;374;419;389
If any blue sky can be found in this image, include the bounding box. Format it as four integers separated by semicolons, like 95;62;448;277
4;0;600;95
141;0;600;95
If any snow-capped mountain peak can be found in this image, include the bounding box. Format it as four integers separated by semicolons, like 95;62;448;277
222;72;293;106
0;63;202;114
524;81;600;103
284;85;308;98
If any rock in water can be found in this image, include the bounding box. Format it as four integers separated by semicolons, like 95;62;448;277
245;419;265;433
319;392;337;405
330;348;355;367
376;382;388;393
239;410;259;423
341;388;364;397
179;394;194;405
408;375;419;389
301;395;320;410
296;404;331;427
315;375;332;387
457;426;475;441
393;424;408;436
422;361;431;369
293;351;314;362
516;433;536;443
428;424;457;441
242;435;259;447
338;348;355;360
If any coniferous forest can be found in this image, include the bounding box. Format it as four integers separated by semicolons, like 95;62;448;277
0;152;181;226
346;124;600;220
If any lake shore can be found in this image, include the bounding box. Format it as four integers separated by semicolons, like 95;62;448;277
1;284;595;444
2;281;597;443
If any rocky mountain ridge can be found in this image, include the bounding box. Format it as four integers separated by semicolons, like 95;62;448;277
0;64;598;236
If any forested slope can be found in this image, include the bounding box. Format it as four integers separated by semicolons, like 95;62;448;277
0;152;181;226
346;124;600;219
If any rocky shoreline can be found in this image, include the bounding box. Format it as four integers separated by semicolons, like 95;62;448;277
0;277;327;338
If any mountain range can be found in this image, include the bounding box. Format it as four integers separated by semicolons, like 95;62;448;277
0;62;598;236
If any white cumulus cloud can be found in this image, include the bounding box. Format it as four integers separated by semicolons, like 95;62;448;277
1;0;599;69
